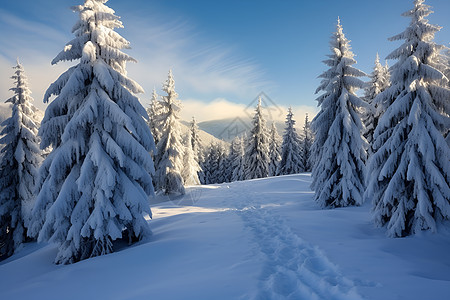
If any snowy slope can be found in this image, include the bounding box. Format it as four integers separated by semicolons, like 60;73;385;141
1;175;449;300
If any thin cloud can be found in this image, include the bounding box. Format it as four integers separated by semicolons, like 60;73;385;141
0;7;270;114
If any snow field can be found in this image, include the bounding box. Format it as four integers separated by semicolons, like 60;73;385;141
1;174;450;299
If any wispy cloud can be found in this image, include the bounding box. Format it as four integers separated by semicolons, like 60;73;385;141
124;14;270;101
0;7;270;115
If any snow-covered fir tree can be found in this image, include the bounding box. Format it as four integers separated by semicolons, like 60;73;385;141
363;53;391;155
0;61;42;259
217;143;229;183
181;133;201;186
154;70;185;195
268;122;281;177
310;18;368;208
300;113;313;172
277;108;303;175
29;0;155;264
366;0;450;237
202;143;219;184
231;136;246;182
190;117;204;183
147;88;163;146
244;98;270;180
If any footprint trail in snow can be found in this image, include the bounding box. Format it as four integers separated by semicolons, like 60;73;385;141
230;183;364;300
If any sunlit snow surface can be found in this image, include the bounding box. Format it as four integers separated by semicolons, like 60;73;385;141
1;174;449;299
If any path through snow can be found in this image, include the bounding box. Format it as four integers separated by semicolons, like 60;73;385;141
231;181;364;300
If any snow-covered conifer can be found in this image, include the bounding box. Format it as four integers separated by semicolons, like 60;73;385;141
311;18;368;208
30;0;155;264
277;108;303;175
300;113;313;172
0;61;42;258
244;98;270;180
268;123;281;176
366;0;450;237
147;88;163;146
363;54;391;154
154;70;185;195
181;134;201;186
216;143;228;183
190;117;205;183
190;117;203;163
202;143;219;184
231;136;246;182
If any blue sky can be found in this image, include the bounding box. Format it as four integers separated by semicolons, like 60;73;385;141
0;0;449;122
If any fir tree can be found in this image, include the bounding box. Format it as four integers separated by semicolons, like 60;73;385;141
190;117;205;183
181;134;201;186
216;143;228;183
154;70;185;195
244;98;270;180
147;88;163;146
363;53;391;155
0;61;42;259
29;0;155;264
277;108;303;175
203;143;219;184
311;18;368;208
231;136;246;182
366;0;450;237
268;123;281;176
300;113;313;172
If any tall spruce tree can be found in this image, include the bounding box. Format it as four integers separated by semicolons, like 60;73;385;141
154;70;185;195
0;61;42;259
181;134;201;186
231;136;246;182
29;0;155;264
268;122;281;176
311;18;368;208
277;108;303;175
363;53;391;155
300;113;313;172
203;143;219;184
147;88;163;146
366;0;450;237
190;117;204;183
244;98;270;180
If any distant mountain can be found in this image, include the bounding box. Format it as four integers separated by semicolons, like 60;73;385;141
0;104;226;148
198;117;286;142
179;121;228;148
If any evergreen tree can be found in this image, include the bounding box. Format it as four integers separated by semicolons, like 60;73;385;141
216;143;228;183
363;53;391;155
203;143;219;184
366;0;450;237
311;18;367;208
277;108;303;175
190;117;205;183
244;98;270;180
29;0;155;264
231;136;246;182
147;88;163;146
154;70;185;195
268;122;281;176
300;113;313;172
0;61;42;259
181;134;201;186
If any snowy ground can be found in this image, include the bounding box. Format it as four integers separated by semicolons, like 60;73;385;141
1;174;449;300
